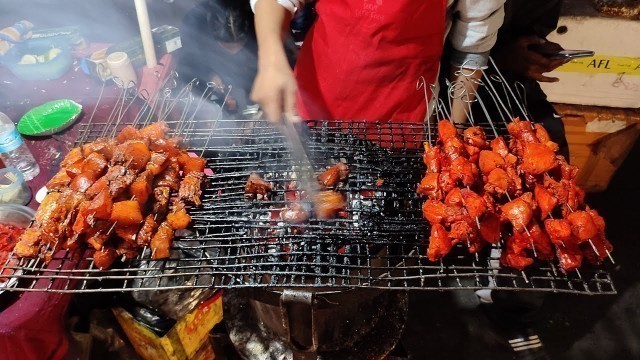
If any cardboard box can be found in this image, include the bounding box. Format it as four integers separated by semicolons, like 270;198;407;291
555;103;640;192
113;291;223;360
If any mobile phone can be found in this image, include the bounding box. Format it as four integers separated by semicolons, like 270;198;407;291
529;43;594;59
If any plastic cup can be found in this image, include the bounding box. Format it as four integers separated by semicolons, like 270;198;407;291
0;167;32;205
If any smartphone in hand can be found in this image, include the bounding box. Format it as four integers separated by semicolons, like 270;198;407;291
529;42;594;59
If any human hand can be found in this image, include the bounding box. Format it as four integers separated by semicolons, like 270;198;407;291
250;58;298;124
494;36;569;83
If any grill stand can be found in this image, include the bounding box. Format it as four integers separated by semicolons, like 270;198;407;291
225;289;408;359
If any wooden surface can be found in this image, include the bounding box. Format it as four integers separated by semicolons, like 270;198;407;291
555;103;640;192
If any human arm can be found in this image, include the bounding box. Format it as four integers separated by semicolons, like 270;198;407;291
250;0;304;123
447;0;505;124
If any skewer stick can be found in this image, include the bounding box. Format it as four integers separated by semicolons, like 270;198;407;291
575;269;583;279
606;249;615;264
521;271;529;283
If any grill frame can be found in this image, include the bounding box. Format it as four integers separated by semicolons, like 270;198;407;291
0;111;617;295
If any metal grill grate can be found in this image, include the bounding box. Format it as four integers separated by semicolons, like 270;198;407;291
0;115;615;294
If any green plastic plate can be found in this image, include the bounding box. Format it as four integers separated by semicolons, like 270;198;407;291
17;99;82;136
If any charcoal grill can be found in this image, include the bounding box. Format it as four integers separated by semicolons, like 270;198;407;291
0;104;615;294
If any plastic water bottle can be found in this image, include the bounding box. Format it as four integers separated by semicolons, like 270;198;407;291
0;112;40;181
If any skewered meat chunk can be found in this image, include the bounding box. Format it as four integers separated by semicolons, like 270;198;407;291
81;152;108;179
534;185;558;219
94;247;118;269
527;221;555;260
110;201;144;226
582;232;613;265
544;219;573;246
442;137;466;163
280;203;311;224
478;150;505;175
567;210;598;242
423;142;441;173
505;166;523;196
450;157;478;187
534;124;559;152
153;187;171;219
178;172;205;207
501;234;534;270
82;138;115;160
182;156;207;176
490;137;518;165
151;221;173;259
479;212;501;244
115;224;140;244
14;228;42;257
460;188;487;219
70;174;96;193
87;190;113;220
318;162;350;187
116;240;140;260
61;147;84;173
484;168;510;196
130;170;154;207
113;140;152;172
422;200;465;225
47;169;72;190
556;242;583;273
167;201;192;230
149;137;182;154
507;118;538;145
72;202;93;235
85;222;110;251
103;165;136;197
438;120;458;141
427;223;452;262
417;172;441;200
146;152;169;176
116;126;144;143
521;142;557;175
136;215;158;247
557;156;578;181
462;126;488;148
139;121;169;142
313;191;346;219
154;162;181;191
444;187;463;207
438;171;457;195
86;177;108;199
586;207;606;233
449;219;476;245
465;144;481;164
501;193;535;232
245;173;272;198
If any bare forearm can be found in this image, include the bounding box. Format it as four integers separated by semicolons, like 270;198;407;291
448;67;482;124
254;0;292;68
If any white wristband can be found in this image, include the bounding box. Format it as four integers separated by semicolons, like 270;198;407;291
250;0;300;14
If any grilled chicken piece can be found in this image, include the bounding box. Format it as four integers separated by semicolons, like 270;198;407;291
582;232;613;265
534;184;557;219
110;201;144;226
47;168;72;190
93;247;118;269
442;137;466;163
544;219;573;246
245;173;272;199
129;170;154;207
313;191;346;220
460;188;487;219
85;221;111;251
82;138;115;160
112;140;151;172
417;172;441;200
103;165;136;197
153;186;171;219
136;215;158;247
557;156;579;181
449;219;477;245
462;126;488;148
81;152;108;179
556;242;583;273
521;142;558;175
465;144;481;164
479;212;501;244
586;207;606;233
423;142;441;173
182;156;207;176
484;168;510;196
422;200;465;225
61;147;84;171
178;171;205;207
561;179;585;217
507;118;539;145
567;210;598;242
69;174;96;193
438;171;457;195
13;228;42;258
280;203;311;224
114;224;140;244
139;121;169;142
318;162;350;187
116;126;145;144
526;221;555;260
427;223;452;262
449;157;478;187
444;188;463;207
534;124;559;152
501;234;534;271
87;190;113;220
116;240;140;260
167;201;192;230
490;137;518;166
438;120;458;141
505;166;523;197
151;221;173;259
146;152;169;176
478;150;505;175
501;193;535;232
154;161;181;191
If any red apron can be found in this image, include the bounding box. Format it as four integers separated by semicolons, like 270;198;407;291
295;0;447;123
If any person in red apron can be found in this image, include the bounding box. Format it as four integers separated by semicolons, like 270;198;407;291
249;0;505;124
